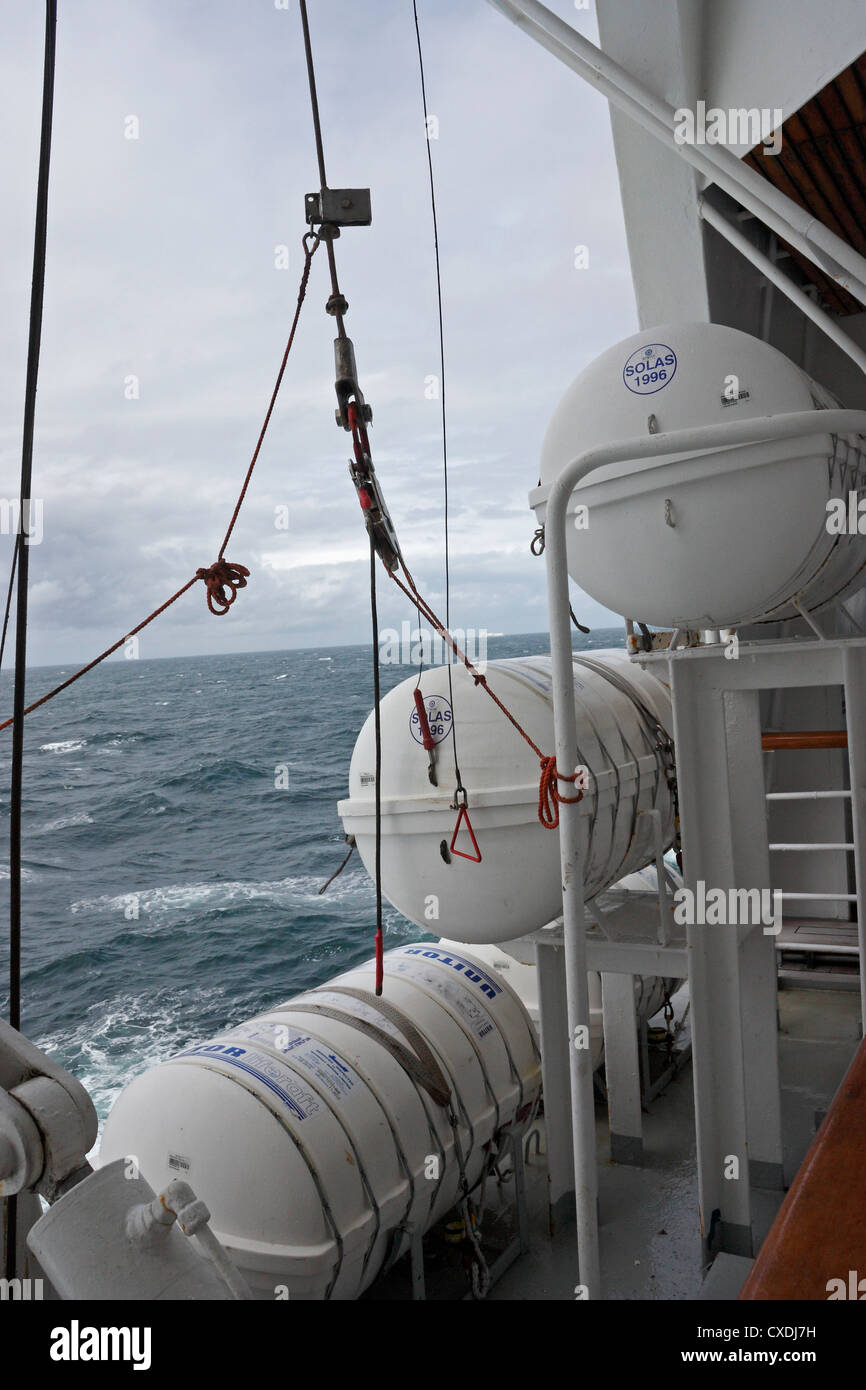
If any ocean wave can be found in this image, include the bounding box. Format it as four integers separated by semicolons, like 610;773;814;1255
39;739;87;754
89;729;164;750
11;635;581;1155
160;757;270;794
36;983;229;1143
70;870;374;922
40;811;94;832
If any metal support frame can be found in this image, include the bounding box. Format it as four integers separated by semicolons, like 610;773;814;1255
843;644;866;1026
401;1138;530;1301
535;937;576;1231
648;638;866;1019
640;1015;692;1106
542;407;866;1294
699;198;866;381
724;688;785;1194
536;893;690;1199
485;0;866;304
665;665;772;1257
409;1225;425;1300
600;973;643;1165
655;636;866;1256
594;855;686;1164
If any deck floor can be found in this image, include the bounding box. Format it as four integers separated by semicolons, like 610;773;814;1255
487;985;862;1301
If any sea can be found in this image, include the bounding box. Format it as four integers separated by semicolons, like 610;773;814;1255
0;628;624;1144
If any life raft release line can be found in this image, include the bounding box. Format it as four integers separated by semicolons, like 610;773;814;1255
369;534;385;996
413;687;439;786
390;562;586;830
297;0;389;990
450;791;483;863
412;0;465;818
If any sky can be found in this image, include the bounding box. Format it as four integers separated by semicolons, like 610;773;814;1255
0;0;637;667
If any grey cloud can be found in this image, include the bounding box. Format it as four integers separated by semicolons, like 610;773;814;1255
1;0;632;669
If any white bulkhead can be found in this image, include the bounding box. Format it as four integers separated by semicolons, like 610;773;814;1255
530;321;866;629
99;943;541;1300
338;650;675;943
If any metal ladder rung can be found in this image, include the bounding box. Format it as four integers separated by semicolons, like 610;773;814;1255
769;842;854;851
777;891;858;902
765;790;851;801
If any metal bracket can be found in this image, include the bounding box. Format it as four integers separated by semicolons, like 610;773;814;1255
351;467;401;573
0;1019;98;1201
335;337;372;430
305;187;371;228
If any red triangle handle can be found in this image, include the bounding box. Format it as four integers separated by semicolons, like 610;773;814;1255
450;803;482;862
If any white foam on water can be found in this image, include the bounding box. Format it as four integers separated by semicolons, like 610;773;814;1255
36;983;227;1153
41;811;94;832
69;868;385;924
39;739;87;754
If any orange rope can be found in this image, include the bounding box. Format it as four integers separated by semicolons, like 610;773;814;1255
0;577;198;733
217;232;319;561
0;233;319;736
538;754;583;830
196;559;250;616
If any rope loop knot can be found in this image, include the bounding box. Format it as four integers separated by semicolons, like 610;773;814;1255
196;559;250;616
538;754;584;830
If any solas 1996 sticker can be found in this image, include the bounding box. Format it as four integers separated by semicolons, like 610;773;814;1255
622;342;677;395
409;694;452;745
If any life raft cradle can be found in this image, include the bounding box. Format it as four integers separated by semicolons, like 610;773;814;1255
289;979;536;1299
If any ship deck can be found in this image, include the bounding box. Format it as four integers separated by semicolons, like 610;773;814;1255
487;983;861;1301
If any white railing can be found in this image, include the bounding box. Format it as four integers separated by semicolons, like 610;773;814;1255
543;407;866;1300
486;0;866;305
699;199;866;380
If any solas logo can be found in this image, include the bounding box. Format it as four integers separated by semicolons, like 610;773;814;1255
826;1271;866;1299
622;343;677;396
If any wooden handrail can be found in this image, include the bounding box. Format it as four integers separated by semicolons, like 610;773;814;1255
761;730;848;751
740;1035;866;1300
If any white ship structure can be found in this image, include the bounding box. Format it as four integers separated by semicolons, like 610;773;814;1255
3;0;866;1307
